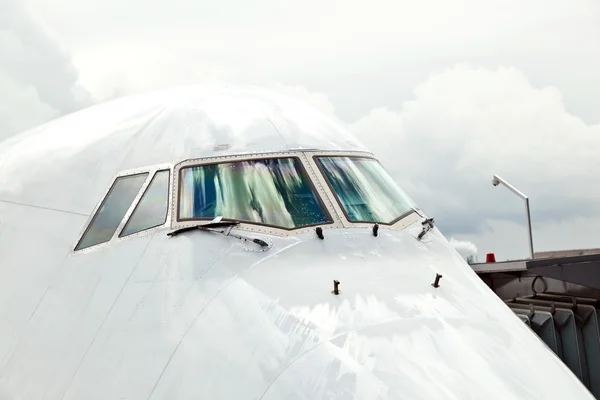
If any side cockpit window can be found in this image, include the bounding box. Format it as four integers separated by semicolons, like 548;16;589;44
75;169;172;251
178;157;330;229
315;156;416;224
120;170;170;237
75;173;148;250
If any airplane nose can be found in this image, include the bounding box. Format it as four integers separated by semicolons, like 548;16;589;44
260;316;590;400
144;228;594;399
228;230;594;399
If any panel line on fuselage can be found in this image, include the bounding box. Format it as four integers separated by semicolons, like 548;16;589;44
0;198;89;217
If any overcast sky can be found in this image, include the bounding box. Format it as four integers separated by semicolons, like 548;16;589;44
1;0;599;261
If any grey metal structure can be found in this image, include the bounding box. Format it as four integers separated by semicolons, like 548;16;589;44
527;255;600;290
508;302;584;380
473;254;600;398
510;306;559;354
472;254;600;295
516;313;532;327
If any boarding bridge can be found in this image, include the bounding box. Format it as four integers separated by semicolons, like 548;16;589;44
472;254;600;398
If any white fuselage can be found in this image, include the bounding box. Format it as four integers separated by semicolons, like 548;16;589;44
0;85;594;399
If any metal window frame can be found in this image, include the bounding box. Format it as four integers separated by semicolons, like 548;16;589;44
74;148;424;251
72;163;173;253
172;150;421;236
119;168;172;238
308;152;419;230
171;151;338;236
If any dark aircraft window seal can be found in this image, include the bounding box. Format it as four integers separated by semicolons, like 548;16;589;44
314;155;416;226
120;169;171;237
75;173;149;251
177;156;332;230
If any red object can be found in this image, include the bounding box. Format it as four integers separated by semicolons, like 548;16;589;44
486;253;496;263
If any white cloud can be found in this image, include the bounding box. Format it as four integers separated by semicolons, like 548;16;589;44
449;238;479;263
26;0;600;124
0;0;90;141
349;65;600;232
0;71;59;140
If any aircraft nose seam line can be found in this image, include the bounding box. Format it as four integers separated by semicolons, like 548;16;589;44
145;276;240;400
258;326;393;400
146;243;240;400
257;316;473;399
253;98;289;149
0;198;89;217
258;340;330;400
114;106;168;172
59;238;154;400
249;241;302;268
28;248;75;322
256;320;399;400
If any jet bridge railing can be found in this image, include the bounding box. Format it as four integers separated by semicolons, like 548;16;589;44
508;305;559;355
515;313;532;327
471;253;600;398
514;295;600;398
533;293;600;308
508;296;600;398
507;301;585;385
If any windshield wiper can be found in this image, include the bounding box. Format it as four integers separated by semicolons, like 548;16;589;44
167;220;240;237
167;217;269;248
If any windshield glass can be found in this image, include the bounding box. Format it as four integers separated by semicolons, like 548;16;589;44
315;156;415;224
178;157;330;229
75;173;148;250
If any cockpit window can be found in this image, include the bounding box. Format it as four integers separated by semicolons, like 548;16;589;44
120;170;170;237
178;157;330;229
315;156;415;224
75;173;148;250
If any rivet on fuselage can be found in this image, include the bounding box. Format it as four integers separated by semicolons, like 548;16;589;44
332;280;340;295
432;273;442;288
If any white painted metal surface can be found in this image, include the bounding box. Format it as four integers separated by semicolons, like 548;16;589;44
0;86;594;399
470;260;528;274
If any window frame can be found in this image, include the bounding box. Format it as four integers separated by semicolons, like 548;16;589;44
173;152;335;232
119;169;172;238
73;149;423;253
309;152;419;228
73;164;173;252
73;171;149;251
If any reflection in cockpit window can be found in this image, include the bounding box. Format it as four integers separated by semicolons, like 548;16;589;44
120;170;170;237
178;158;330;229
75;173;148;250
316;156;415;224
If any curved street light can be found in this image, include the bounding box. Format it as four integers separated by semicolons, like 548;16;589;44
492;174;535;259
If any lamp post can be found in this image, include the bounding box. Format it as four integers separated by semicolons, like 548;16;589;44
492;174;535;260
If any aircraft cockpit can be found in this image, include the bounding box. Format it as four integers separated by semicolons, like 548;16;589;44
4;85;594;400
73;151;418;252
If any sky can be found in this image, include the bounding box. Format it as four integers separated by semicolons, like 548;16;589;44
1;0;599;261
